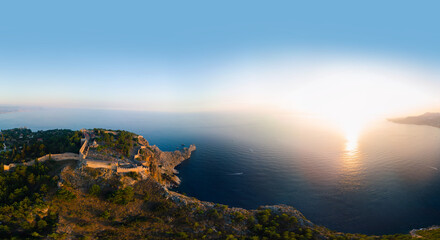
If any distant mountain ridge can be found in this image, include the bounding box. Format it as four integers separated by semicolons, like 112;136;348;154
389;112;440;128
0;106;42;114
0;106;18;114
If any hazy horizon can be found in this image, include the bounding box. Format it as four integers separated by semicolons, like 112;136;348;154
2;1;440;117
5;1;440;238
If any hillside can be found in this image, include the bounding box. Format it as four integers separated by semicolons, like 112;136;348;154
389;112;440;128
0;128;435;239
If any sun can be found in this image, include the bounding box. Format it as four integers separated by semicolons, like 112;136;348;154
288;61;437;149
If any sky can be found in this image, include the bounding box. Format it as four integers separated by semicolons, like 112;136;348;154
1;1;440;114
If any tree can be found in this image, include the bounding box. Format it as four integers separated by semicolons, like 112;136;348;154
27;173;35;185
37;219;47;230
110;187;134;205
89;184;101;197
56;188;76;201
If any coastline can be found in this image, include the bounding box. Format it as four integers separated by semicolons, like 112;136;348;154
2;127;437;238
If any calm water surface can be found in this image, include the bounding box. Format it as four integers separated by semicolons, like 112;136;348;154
1;108;440;235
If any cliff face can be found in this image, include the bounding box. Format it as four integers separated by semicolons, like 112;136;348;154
57;140;197;192
50;130;425;239
75;129;196;188
150;144;196;187
151;144;196;170
3;128;427;239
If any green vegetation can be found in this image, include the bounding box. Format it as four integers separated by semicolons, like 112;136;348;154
0;161;58;238
249;209;305;240
0;128;82;164
415;228;440;239
126;171;140;180
93;128;135;157
0;128;436;239
56;187;76;201
110;186;134;205
89;184;101;197
0;155;423;239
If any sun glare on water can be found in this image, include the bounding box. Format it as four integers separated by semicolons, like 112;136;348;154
336;113;372;154
343;123;361;154
289;62;437;154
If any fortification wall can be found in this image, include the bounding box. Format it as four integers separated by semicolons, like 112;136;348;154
85;159;115;169
37;153;79;162
134;146;147;160
116;165;147;173
79;139;88;159
4;152;79;171
4;131;151;174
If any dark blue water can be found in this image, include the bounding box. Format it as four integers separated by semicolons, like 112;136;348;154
1;108;440;235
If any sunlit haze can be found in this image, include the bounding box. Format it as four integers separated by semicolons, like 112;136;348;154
4;2;440;237
2;1;440;154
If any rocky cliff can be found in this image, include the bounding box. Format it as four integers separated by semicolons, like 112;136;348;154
150;144;196;187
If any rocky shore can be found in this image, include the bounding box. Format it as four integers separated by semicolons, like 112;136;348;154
52;129;435;239
151;144;196;187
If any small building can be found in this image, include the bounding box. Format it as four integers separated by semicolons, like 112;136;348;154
90;140;99;148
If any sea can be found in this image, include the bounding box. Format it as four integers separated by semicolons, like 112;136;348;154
1;108;440;235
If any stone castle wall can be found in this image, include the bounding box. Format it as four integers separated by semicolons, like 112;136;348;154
37;153;79;162
85;159;116;169
3;152;79;171
79;139;89;159
3;131;150;174
116;165;147;173
134;146;147;160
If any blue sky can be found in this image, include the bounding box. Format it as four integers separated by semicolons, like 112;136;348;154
1;1;440;112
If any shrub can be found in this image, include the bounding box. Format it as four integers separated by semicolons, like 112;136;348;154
208;209;222;220
110;186;134;205
226;235;237;240
126;172;140;180
176;232;189;238
232;211;245;223
89;184;101;197
56;188;76;201
151;201;173;214
101;210;111;219
37;219;48;230
143;192;150;201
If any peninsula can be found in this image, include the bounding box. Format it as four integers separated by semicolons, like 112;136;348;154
389;112;440;128
0;128;437;239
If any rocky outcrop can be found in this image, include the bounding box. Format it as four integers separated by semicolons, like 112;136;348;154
152;144;196;170
258;205;315;228
410;226;440;238
150;144;196;187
